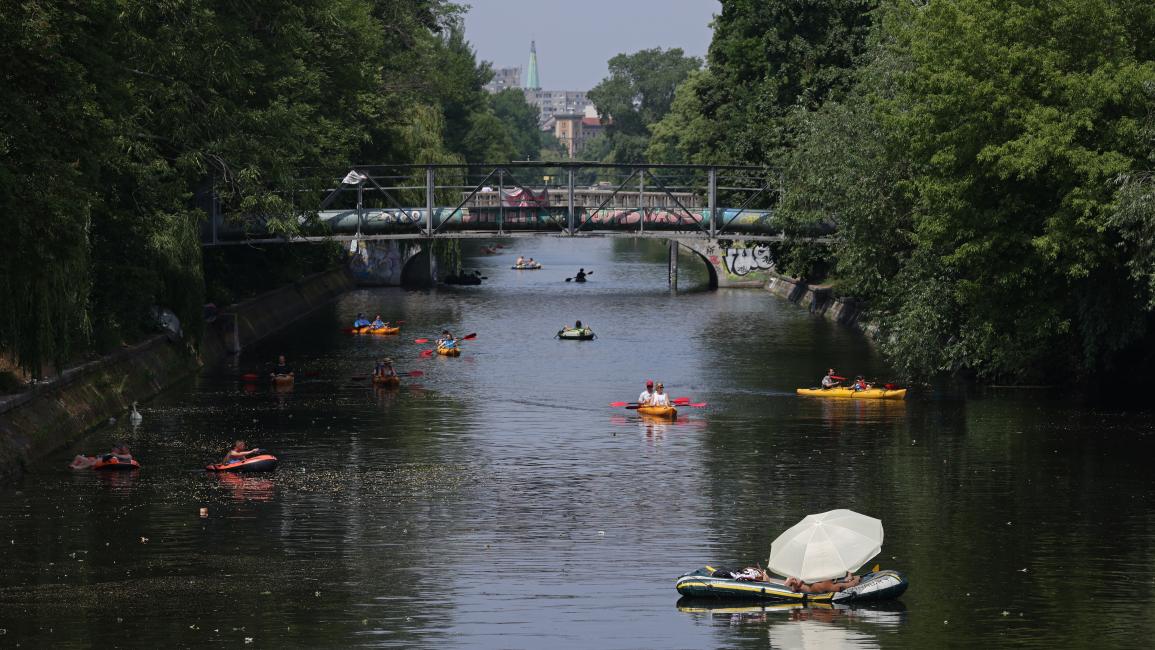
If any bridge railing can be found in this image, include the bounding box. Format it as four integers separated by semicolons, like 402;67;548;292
202;162;814;244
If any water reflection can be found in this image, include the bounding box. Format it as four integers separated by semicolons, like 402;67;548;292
678;600;906;648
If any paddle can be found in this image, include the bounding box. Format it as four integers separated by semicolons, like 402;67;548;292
417;332;476;344
565;270;593;282
241;373;260;382
351;370;424;381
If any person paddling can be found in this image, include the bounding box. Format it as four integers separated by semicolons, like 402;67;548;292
821;368;840;389
223;440;261;465
575;268;587;281
371;314;387;329
374;357;397;379
647;382;672;407
353;312;371;329
639;379;655;405
438;330;457;349
270;354;294;381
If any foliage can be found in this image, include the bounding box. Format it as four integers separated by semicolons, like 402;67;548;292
490;89;542;160
586;48;701;163
780;0;1155;382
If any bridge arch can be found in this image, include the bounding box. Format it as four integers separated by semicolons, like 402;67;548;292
673;238;775;289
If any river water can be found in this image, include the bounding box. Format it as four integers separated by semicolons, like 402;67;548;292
1;238;1154;648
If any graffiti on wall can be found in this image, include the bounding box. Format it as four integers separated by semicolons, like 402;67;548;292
349;240;411;285
722;244;774;276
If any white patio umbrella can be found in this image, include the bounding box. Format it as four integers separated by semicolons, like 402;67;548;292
768;509;883;582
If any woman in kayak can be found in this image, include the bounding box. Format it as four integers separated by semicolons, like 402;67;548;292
223;440;261;464
353;312;371;328
646;382;672;407
371;314;387;328
438;330;457;349
374;357;397;379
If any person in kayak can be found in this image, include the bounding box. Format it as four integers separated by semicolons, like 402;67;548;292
646;382;672;407
785;572;861;593
374;357;397;379
70;443;133;469
370;314;387;329
821;368;840;389
223;440;262;464
852;375;871;391
575;268;587;281
638;379;655;404
438;330;457;349
270;355;294;381
353;312;371;328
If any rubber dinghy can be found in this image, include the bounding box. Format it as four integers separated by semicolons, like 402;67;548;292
675;567;908;604
205;453;279;473
511;264;542;270
796;387;906;400
557;327;595;340
92;456;141;471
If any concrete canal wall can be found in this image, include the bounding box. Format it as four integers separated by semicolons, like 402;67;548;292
0;267;354;482
764;273;875;336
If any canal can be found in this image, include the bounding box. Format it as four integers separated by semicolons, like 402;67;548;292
1;238;1153;648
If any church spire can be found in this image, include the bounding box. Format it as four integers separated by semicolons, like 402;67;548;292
525;40;540;90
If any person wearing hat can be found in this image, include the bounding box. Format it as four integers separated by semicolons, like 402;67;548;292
638;380;655;405
353;312;371;329
373;356;397;380
647;382;672;407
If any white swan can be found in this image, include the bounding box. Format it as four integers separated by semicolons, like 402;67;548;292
130;401;142;425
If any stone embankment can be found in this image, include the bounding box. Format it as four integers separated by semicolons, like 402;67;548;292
764;273;875;336
0;267;353;482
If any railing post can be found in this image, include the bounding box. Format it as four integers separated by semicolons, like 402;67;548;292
668;239;679;292
567;167;575;235
638;167;645;235
425;165;435;237
708;167;717;239
497;168;505;235
356;181;364;237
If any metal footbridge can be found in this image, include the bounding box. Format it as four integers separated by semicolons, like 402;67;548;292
201;162;831;246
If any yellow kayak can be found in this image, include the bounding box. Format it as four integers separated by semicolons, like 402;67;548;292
372;375;401;387
437;345;461;357
796;387;907;400
368;326;400;335
637;405;677;419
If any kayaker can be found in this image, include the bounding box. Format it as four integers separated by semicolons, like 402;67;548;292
438;330;457;349
270;354;294;381
353;312;371;328
821;368;840;389
371;314;386;328
223;440;261;464
785;572;861;593
575;268;587;281
647;382;672;407
374;357;397;379
638;379;655;404
853;375;871;391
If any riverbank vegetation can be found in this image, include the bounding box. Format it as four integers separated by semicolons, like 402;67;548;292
0;1;540;380
609;0;1155;385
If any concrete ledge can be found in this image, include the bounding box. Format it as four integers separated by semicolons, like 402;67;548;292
765;273;876;336
0;335;196;483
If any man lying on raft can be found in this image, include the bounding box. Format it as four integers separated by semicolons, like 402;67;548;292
70;443;133;469
729;567;861;593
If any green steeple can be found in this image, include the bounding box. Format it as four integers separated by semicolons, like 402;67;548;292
525;40;540;90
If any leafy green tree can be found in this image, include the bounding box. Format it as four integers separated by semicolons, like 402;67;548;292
587;48;700;163
490;89;542;160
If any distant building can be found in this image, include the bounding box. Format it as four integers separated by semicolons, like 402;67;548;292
552;107;608;158
484;66;522;93
526;89;591;126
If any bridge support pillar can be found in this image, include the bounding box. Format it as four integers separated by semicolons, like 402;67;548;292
668;239;678;292
676;239;775;289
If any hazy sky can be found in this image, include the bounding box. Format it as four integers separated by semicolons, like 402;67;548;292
462;0;718;90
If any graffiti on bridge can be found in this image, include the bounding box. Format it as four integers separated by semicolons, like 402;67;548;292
722;244;774;276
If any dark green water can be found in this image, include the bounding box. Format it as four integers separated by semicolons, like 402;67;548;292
2;239;1154;648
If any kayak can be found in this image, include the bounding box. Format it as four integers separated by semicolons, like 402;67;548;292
437;345;461;357
511;265;542;270
796;387;907;400
91;456;141;471
272;374;295;386
675;566;909;604
205;453;278;473
637;405;677;419
557;328;595;341
368;326;400;335
372;375;401;387
573;276;587;283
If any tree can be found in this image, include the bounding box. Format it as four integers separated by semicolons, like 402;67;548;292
490;89;542;160
586;48;700;163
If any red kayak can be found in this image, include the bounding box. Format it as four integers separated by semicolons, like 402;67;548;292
205;454;278;473
91;456;141;471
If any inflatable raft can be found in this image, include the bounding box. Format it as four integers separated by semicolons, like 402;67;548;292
437;345;461;357
796;387;906;400
675;567;908;604
92;456;141;471
511;264;542;270
637;405;677;419
557;327;595;341
372;375;401;387
206;453;278;473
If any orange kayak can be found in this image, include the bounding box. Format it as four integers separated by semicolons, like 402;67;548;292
637;405;677;419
